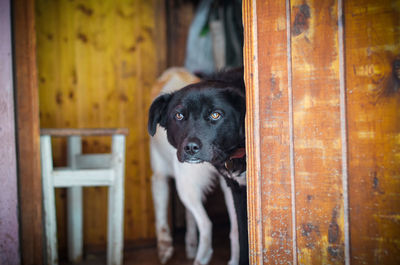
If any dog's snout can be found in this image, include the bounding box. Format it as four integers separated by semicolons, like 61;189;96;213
184;139;201;155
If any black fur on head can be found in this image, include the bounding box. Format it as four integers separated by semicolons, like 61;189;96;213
148;93;172;136
148;68;245;167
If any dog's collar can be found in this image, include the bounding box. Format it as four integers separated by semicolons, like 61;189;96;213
224;147;246;171
229;147;246;159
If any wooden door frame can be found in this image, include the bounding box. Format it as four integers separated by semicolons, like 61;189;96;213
13;0;44;264
243;0;400;264
243;0;349;263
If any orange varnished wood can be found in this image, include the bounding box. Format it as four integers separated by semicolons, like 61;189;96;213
244;0;348;263
13;0;44;264
290;0;345;264
345;0;400;264
256;0;294;264
243;0;262;263
36;0;165;251
245;0;399;264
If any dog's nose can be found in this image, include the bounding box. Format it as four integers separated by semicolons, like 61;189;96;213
184;139;201;155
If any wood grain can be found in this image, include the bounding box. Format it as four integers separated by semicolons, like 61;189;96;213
244;0;348;263
13;0;44;264
290;0;345;264
36;0;165;251
345;0;400;264
245;0;400;264
243;0;262;263
256;0;294;264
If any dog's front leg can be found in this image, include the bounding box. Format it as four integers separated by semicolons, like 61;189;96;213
220;176;240;265
175;178;213;265
185;208;198;259
152;173;174;264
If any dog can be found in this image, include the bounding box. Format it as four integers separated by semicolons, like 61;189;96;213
149;68;241;265
148;68;248;265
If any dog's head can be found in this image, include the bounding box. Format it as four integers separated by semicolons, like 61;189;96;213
148;79;245;167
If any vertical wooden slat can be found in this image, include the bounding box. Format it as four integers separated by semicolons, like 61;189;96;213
243;0;262;263
337;0;350;263
290;0;345;264
13;0;44;264
345;0;400;264
256;0;294;264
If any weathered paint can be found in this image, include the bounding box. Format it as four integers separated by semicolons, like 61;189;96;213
0;0;20;264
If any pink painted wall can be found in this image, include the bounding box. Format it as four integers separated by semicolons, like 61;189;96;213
0;0;21;264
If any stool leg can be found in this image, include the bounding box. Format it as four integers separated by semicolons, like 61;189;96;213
107;135;125;265
67;136;83;263
40;136;58;265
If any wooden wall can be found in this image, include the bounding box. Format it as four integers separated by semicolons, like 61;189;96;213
36;0;166;251
244;0;400;264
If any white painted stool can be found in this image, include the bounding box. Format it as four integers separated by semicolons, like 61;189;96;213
40;128;128;265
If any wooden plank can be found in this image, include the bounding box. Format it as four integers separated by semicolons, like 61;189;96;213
41;128;129;136
345;0;400;264
255;0;294;264
290;0;345;264
12;0;44;263
243;0;263;263
0;0;20;263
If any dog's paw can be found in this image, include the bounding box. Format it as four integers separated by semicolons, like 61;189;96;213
185;242;197;259
157;239;174;264
227;259;239;265
193;249;213;265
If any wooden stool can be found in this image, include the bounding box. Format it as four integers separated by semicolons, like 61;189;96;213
40;128;128;265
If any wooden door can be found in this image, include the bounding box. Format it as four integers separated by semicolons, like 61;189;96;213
243;0;400;264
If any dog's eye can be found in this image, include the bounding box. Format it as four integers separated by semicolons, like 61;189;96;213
210;111;222;121
175;112;184;120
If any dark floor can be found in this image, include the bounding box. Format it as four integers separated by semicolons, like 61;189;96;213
61;226;231;265
60;185;231;264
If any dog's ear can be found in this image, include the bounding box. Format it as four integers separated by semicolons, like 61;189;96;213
148;94;172;136
224;87;246;141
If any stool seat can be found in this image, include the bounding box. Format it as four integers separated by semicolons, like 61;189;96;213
41;128;129;137
40;128;128;265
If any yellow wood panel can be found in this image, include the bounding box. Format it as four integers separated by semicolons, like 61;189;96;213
345;0;400;263
36;0;165;250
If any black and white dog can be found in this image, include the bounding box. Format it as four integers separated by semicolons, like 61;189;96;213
148;68;248;265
